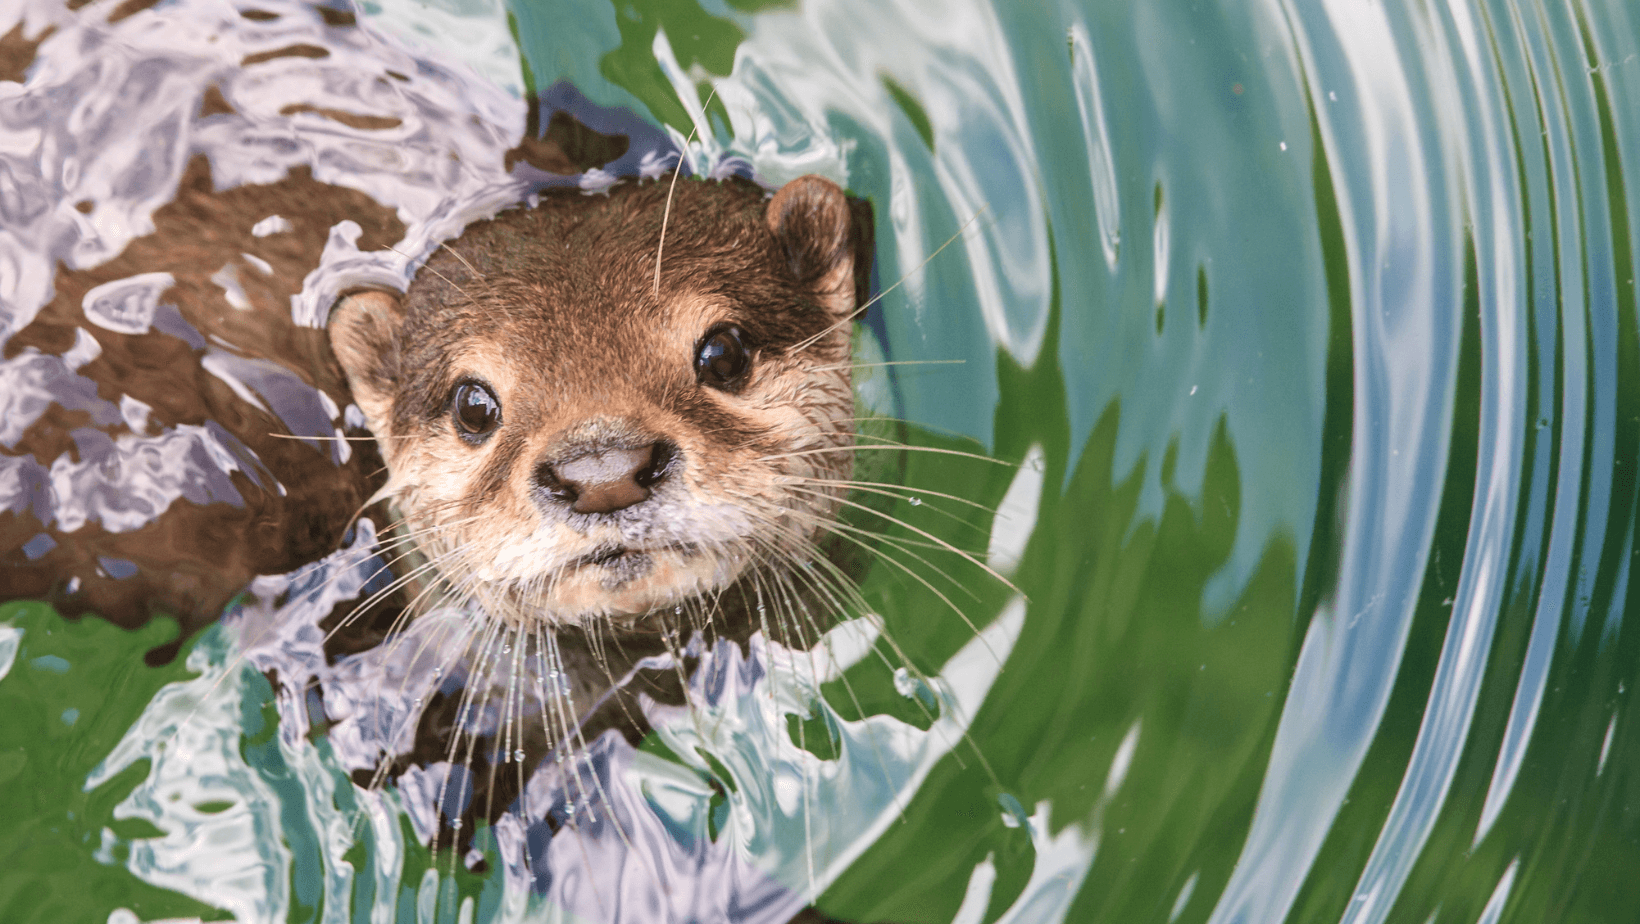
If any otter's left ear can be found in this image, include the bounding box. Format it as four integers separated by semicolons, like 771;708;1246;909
328;288;405;432
768;175;874;319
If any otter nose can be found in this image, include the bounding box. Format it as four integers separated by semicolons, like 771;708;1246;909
537;441;675;515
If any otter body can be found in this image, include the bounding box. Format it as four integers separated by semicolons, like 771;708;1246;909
1;3;891;915
0;0;872;651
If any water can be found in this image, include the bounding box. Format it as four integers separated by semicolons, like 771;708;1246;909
1;0;1638;921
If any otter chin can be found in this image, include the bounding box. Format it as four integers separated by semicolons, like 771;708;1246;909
328;173;874;629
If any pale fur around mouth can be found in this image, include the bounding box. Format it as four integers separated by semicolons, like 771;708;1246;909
440;535;755;626
572;542;699;587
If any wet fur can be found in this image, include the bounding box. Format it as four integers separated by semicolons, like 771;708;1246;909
0;155;399;654
316;173;890;864
0;5;977;913
330;175;875;629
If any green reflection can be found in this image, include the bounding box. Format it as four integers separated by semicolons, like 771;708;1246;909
818;293;1311;921
597;0;742;132
0;601;227;923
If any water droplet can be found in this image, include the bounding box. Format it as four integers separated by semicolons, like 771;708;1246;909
432;667;442;677
675;606;682;615
514;749;525;762
909;497;922;506
503;644;512;653
892;667;918;698
451;818;462;829
412;698;423;708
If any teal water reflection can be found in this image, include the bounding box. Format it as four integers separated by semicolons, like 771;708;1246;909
511;0;1640;920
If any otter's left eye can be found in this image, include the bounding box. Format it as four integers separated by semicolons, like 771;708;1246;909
451;380;501;441
696;325;750;390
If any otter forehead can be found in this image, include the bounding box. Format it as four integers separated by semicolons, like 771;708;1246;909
404;180;839;340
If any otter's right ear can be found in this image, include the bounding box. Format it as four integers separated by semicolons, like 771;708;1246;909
328;289;404;429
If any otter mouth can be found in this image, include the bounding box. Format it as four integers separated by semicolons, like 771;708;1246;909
572;542;697;587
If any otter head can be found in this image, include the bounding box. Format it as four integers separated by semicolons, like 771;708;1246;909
328;175;873;627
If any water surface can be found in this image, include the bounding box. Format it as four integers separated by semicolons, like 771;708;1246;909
2;0;1638;921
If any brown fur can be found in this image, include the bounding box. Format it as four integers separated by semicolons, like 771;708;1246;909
0;21;50;83
0;8;650;644
1;156;401;640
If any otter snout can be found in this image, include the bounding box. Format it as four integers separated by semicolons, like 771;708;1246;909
536;440;677;515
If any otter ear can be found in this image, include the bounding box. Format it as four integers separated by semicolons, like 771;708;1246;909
767;175;873;319
327;289;404;430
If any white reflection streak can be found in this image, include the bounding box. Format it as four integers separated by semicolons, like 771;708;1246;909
1474;0;1586;848
1068;23;1121;272
888;148;931;327
988;443;1044;572
1340;0;1524;918
1208;0;1447;920
86;630;292;924
1476;857;1520;924
650;28;726;179
729;0;1051;364
0;623;21;680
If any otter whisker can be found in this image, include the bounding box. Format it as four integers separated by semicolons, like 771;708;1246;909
537;626;593;821
155;514;478;764
790;208;987;354
759;504;1003;665
783;487;991;601
385;242;476;304
807;358;966;374
481;624;523;830
265;431;423;441
652;86;721;297
543;628;656;901
318;512;490;639
433;613;504;855
812;478;998;533
751;551;880;895
437;241;486;281
748;516;1006;789
754;443;1015;467
824;476;1004;517
797;487;1023;596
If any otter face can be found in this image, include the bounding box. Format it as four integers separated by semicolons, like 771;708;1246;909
329;175;872;626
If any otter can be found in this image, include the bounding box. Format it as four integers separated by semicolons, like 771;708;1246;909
328;173;874;632
312;173;881;857
2;3;929;917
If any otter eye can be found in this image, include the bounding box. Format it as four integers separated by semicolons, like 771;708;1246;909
695;325;750;390
451;381;501;441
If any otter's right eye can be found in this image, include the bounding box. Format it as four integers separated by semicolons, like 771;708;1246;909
451;381;501;441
